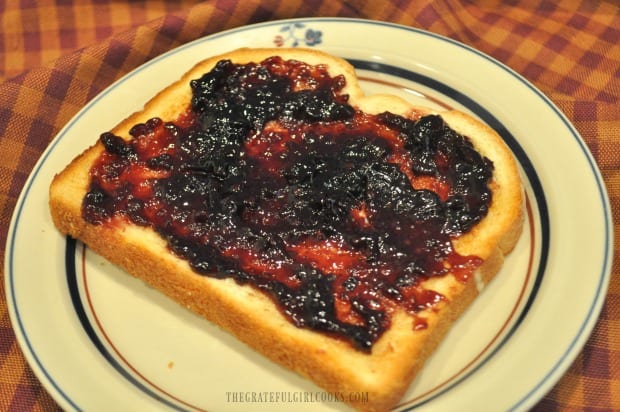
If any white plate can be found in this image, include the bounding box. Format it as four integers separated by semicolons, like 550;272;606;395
5;18;613;412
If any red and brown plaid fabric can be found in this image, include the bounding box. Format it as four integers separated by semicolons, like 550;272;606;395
1;0;618;410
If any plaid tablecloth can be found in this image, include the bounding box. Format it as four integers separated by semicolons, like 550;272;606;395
0;0;618;410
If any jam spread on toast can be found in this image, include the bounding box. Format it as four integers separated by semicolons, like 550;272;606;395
83;57;492;350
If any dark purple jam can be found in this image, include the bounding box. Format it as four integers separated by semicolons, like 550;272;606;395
83;56;493;350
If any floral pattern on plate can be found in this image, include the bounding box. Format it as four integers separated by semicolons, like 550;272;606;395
274;22;322;47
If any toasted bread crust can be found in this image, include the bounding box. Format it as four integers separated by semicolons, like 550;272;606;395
49;48;523;412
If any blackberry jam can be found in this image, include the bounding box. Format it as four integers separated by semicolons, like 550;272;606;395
83;56;493;350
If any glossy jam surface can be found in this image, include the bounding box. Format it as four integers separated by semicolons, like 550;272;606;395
83;57;493;350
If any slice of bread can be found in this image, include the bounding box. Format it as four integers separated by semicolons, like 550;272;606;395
49;48;524;411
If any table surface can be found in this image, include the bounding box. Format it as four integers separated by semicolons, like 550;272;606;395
0;0;618;410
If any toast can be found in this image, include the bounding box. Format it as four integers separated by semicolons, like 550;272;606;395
49;48;523;411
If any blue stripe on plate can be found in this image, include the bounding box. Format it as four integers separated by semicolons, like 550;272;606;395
8;246;82;411
65;238;186;411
